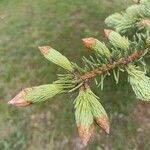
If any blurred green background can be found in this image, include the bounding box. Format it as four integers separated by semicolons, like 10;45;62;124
0;0;150;149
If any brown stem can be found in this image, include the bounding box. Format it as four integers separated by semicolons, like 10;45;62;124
79;50;145;81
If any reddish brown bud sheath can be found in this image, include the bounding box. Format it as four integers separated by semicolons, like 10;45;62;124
95;115;110;134
77;123;94;145
139;19;150;27
38;46;50;55
82;38;96;49
133;0;139;3
8;88;32;107
104;29;113;38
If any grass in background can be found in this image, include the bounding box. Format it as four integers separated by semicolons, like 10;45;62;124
0;0;150;149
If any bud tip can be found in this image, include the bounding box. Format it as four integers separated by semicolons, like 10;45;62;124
82;37;96;49
77;123;94;145
96;115;110;134
139;19;150;27
8;88;32;107
133;0;139;3
105;125;110;134
38;46;50;55
8;100;14;105
104;29;112;38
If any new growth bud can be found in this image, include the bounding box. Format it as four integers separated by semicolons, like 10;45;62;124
82;37;111;58
86;87;110;134
104;29;130;49
105;13;123;28
126;4;142;19
39;46;74;72
74;86;110;145
8;84;65;107
74;88;94;145
127;65;150;101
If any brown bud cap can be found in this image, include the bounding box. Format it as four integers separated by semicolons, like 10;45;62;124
82;38;96;49
38;46;50;55
95;115;110;134
77;123;94;145
133;0;140;3
147;40;150;48
104;29;113;38
8;88;32;107
139;19;150;27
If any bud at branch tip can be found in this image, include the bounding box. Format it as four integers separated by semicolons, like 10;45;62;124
104;29;112;38
8;88;32;107
82;37;97;49
38;46;51;55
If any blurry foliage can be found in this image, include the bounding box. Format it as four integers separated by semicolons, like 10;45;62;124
0;0;150;149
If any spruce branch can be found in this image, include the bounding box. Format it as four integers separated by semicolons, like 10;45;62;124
79;50;145;81
8;0;150;145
